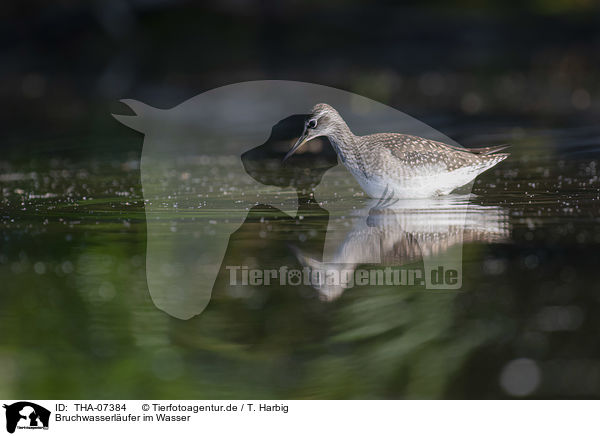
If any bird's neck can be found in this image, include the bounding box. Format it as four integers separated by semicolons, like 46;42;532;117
326;119;357;163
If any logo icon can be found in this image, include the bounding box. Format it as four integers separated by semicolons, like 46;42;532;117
3;402;50;434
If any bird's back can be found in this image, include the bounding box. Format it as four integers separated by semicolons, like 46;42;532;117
358;133;509;178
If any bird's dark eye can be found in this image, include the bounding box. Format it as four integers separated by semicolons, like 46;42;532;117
307;119;317;129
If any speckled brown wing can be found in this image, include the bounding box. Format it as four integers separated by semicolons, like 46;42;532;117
367;133;508;172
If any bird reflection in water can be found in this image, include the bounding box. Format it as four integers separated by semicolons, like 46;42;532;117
293;194;509;301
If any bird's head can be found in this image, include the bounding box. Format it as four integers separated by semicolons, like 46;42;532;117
284;103;342;161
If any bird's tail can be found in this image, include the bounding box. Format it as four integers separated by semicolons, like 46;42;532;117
480;152;510;168
472;144;511;155
448;143;511;155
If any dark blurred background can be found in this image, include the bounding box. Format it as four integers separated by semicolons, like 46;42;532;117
2;0;599;158
2;0;600;400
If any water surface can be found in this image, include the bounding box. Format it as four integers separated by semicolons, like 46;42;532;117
1;127;600;399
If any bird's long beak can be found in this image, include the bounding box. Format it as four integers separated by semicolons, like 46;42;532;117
283;129;311;161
